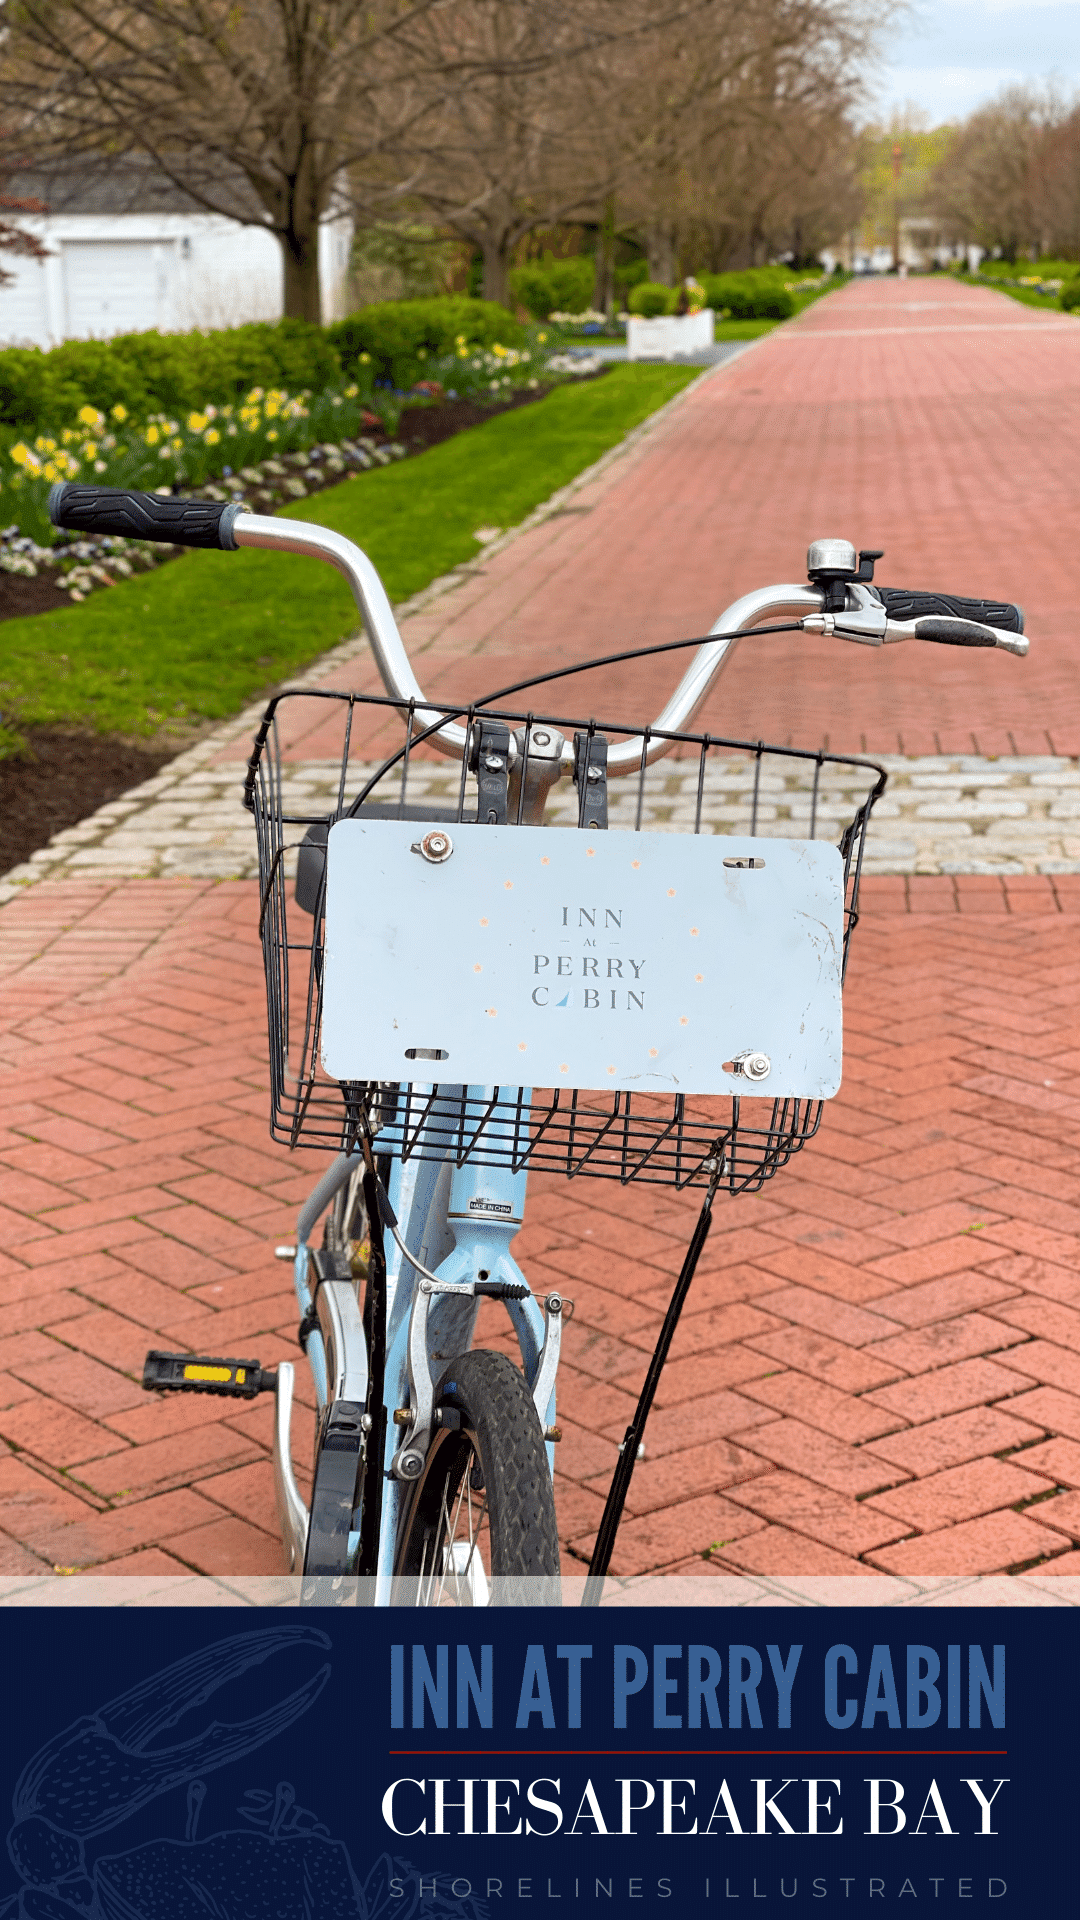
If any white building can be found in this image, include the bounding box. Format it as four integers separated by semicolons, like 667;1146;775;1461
0;170;352;347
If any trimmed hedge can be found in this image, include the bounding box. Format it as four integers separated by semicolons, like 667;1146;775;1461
326;297;524;390
0;298;524;430
509;255;594;319
0;320;341;428
1060;275;1080;311
698;271;794;320
627;282;675;318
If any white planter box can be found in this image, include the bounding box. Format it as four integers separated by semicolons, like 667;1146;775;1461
626;308;715;361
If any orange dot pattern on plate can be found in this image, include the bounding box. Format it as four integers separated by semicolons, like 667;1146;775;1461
560;1064;569;1073
695;973;703;983
480;917;489;927
649;1047;659;1058
631;860;641;870
518;1042;527;1051
668;888;676;897
680;1016;688;1026
487;1008;497;1017
504;880;513;890
690;927;699;936
541;856;550;866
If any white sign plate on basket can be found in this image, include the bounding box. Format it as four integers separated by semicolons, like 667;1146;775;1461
321;820;845;1099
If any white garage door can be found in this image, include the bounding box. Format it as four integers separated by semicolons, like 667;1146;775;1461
63;241;162;338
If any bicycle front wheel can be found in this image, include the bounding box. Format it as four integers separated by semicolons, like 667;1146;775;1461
394;1350;560;1605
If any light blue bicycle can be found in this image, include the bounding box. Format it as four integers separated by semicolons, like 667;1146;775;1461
46;480;1028;1605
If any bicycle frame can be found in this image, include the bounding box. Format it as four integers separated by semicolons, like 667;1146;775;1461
276;1096;554;1596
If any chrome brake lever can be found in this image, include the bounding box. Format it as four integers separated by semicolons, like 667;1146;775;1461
801;583;888;646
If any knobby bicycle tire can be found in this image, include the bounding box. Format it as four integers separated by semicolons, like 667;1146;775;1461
394;1350;560;1605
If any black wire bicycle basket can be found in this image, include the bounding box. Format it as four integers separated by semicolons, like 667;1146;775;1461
245;688;885;1194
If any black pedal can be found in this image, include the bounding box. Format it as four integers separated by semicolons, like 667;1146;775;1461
142;1350;278;1399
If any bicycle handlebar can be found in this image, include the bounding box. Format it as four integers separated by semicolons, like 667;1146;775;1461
49;481;246;551
48;483;1027;769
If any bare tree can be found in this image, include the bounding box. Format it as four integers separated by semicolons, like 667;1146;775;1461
0;0;453;322
592;0;889;282
932;86;1065;262
375;0;719;306
1035;103;1080;259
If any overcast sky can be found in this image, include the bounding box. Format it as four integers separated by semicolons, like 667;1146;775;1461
871;0;1080;124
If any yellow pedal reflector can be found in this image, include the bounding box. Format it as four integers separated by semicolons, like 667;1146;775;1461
143;1350;274;1399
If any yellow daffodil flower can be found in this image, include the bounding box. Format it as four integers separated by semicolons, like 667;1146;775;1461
77;405;103;428
204;427;221;445
10;443;29;466
146;424;160;446
187;412;209;433
111;403;128;422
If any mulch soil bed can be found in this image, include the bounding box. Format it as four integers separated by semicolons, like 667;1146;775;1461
0;377;605;878
1;731;177;873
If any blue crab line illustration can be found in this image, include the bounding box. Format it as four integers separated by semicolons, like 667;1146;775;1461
3;1626;485;1920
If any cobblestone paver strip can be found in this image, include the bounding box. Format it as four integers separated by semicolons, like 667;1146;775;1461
6;749;1080;892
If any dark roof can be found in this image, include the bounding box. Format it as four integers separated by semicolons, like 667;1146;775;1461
8;158;261;220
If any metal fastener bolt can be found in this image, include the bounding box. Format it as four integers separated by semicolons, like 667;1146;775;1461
416;831;453;864
484;754;505;771
532;730;551;748
741;1051;772;1081
545;1293;563;1315
586;766;603;782
398;1450;424;1479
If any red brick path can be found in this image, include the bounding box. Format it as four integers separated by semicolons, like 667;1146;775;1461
3;875;1080;1579
275;276;1080;763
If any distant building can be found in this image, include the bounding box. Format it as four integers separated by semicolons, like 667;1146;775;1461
0;165;352;346
827;218;970;277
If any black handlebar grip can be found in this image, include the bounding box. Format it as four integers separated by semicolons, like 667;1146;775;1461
874;586;1024;634
49;481;246;550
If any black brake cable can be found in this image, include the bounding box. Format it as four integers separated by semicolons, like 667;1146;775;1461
342;620;807;816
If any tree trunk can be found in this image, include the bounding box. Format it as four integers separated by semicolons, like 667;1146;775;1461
281;143;323;322
282;235;322;323
481;236;511;308
593;194;616;314
646;223;675;284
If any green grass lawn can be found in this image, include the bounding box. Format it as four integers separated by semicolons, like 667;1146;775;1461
0;364;697;743
976;280;1072;312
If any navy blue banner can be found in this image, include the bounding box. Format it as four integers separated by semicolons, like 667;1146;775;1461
0;1607;1068;1918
